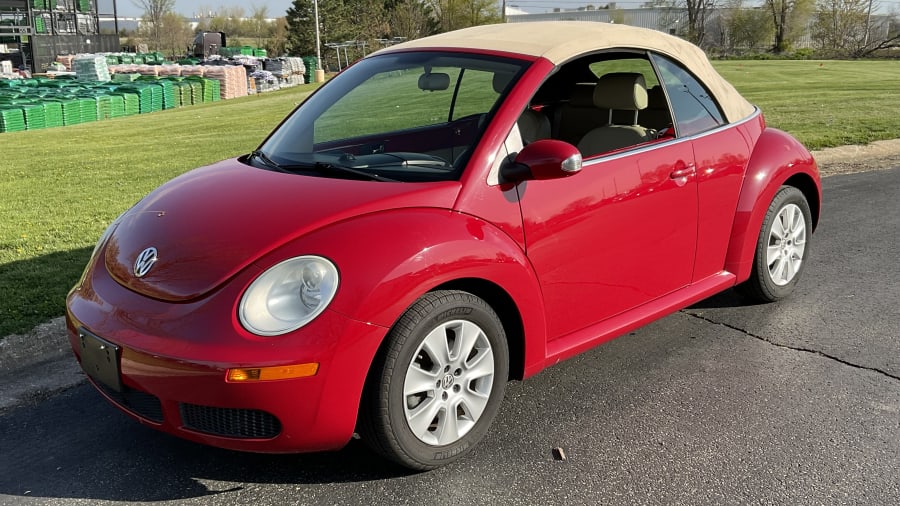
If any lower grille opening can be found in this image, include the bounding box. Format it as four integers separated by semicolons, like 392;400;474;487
95;382;164;423
180;404;282;439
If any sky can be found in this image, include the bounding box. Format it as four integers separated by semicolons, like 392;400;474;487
110;1;616;18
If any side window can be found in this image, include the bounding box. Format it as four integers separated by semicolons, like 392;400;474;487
451;69;501;121
651;54;725;136
589;58;660;89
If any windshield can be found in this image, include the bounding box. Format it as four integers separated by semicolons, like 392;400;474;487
258;52;530;182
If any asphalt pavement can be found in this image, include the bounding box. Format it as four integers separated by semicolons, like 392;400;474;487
0;164;898;505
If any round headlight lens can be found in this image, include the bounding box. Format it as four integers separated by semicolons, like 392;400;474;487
239;256;339;336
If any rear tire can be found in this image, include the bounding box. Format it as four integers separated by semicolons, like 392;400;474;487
737;185;812;302
359;290;509;470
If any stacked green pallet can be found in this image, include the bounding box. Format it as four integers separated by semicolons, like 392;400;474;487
158;80;176;109
186;77;218;103
106;94;125;118
53;99;83;125
21;103;46;130
77;97;97;122
105;55;119;66
142;52;165;65
0;107;26;133
119;54;133;64
121;92;140;116
148;84;163;111
84;94;114;120
31;0;48;8
174;82;191;106
42;101;63;128
116;86;152;113
207;79;221;102
34;16;47;33
77;0;91;12
113;73;140;82
111;89;143;115
187;81;202;104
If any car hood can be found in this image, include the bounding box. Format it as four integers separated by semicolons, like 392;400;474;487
104;158;461;302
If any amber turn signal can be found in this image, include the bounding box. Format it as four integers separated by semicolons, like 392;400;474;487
226;363;319;382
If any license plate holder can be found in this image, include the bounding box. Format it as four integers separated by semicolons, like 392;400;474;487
79;329;123;392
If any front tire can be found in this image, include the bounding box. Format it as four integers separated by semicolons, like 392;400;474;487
360;290;509;470
737;185;812;302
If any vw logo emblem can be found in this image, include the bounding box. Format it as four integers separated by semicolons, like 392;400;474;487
441;374;455;390
134;247;158;278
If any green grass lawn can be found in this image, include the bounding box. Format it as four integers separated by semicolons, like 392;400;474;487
1;59;899;337
712;60;900;148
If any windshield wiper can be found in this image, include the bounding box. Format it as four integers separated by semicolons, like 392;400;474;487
250;150;290;173
252;151;397;182
302;161;399;182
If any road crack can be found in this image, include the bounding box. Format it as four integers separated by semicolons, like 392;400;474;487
681;310;900;382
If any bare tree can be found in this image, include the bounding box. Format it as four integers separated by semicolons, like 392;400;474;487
812;0;870;54
722;0;775;52
157;12;193;59
267;16;289;56
684;0;717;46
132;0;176;51
250;5;271;48
765;0;815;52
388;0;437;40
426;0;501;33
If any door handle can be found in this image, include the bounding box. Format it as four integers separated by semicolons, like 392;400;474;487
670;163;696;179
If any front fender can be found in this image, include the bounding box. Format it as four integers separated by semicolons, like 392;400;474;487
254;208;549;374
725;128;822;283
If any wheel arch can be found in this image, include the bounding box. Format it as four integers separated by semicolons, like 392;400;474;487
724;127;822;283
783;171;821;232
432;278;527;381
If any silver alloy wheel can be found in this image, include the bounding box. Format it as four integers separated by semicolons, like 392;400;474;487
403;319;495;446
766;203;807;286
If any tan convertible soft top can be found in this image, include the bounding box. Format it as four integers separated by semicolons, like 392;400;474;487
373;21;755;123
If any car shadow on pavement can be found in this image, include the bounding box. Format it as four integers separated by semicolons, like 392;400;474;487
687;287;766;310
0;384;414;502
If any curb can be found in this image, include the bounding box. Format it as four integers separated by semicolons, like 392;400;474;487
2;145;900;412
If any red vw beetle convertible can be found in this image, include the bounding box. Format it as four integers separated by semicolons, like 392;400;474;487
67;22;821;470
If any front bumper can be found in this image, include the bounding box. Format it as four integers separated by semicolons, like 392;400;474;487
66;257;388;453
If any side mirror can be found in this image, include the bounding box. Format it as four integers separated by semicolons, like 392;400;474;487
502;139;583;183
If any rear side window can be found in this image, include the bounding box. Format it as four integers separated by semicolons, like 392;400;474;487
589;58;660;88
651;54;725;136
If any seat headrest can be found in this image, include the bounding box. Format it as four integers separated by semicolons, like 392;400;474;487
517;109;551;144
593;73;648;111
493;72;515;94
646;85;667;108
569;83;597;107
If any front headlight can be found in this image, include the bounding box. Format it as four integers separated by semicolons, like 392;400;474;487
239;256;339;336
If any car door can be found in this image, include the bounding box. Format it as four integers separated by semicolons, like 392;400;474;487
520;141;698;340
650;54;751;282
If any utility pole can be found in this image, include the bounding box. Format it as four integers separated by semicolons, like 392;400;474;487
314;0;324;82
864;0;873;46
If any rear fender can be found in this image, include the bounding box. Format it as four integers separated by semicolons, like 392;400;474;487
725;128;822;283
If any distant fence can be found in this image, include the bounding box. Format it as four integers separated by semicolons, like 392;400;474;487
31;34;120;72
